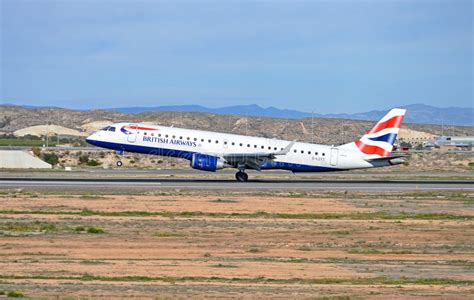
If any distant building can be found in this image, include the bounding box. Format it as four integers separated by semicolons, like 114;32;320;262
434;136;473;151
397;128;436;147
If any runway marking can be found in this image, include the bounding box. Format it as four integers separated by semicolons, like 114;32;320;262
1;178;473;191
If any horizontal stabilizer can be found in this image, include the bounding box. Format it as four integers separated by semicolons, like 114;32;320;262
365;155;408;166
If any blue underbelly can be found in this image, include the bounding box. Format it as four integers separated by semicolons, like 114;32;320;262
86;139;343;172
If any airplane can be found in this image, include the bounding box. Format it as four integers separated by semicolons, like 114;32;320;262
86;108;407;182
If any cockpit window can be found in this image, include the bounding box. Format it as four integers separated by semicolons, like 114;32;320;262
101;126;111;131
108;127;116;132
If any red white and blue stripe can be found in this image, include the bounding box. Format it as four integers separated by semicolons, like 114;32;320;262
355;108;406;157
120;124;158;135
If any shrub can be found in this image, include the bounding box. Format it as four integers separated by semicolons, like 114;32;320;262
31;146;41;157
42;153;59;165
297;244;312;251
7;290;25;298
79;154;89;164
87;227;105;234
248;246;262;253
75;226;85;232
86;159;101;166
24;134;40;140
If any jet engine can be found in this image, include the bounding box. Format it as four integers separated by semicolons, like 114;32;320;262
190;153;226;172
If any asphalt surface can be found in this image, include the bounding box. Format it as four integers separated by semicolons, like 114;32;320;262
1;177;472;191
3;168;473;178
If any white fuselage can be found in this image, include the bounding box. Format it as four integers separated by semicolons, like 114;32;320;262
86;122;376;172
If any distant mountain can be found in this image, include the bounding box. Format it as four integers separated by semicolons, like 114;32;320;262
111;104;313;119
3;102;472;126
110;103;473;126
326;104;473;126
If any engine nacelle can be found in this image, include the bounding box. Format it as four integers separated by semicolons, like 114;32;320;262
191;153;225;172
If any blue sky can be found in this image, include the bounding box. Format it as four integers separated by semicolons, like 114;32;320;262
1;0;472;113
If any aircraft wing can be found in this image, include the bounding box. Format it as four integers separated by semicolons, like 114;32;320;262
222;140;295;171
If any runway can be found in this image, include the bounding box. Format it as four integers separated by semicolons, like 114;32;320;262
1;177;473;191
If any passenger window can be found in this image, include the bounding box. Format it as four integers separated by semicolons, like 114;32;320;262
201;138;204;142
247;144;250;147
261;146;264;149
308;151;311;154
254;145;257;148
224;141;227;145
216;140;219;144
232;142;235;145
239;143;243;147
173;135;176;139
322;153;325;156
315;152;318;155
274;147;277;150
179;136;183;139
194;138;197;141
151;133;154;137
294;149;297;153
208;139;211;143
268;146;271;150
301;150;304;154
144;132;147;135
187;137;190;140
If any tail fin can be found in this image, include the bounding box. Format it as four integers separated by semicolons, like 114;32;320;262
343;108;406;158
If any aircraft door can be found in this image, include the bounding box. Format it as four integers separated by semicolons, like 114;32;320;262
127;125;137;143
330;148;339;166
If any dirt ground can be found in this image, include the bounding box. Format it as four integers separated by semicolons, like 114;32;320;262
0;190;473;299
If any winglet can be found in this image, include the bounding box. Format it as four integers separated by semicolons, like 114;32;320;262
273;140;296;156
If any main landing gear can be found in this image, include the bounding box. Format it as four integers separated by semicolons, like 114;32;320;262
235;170;248;182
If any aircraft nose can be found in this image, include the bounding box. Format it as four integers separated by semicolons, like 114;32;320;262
85;133;98;145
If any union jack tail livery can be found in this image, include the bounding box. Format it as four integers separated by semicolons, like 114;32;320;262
346;108;406;158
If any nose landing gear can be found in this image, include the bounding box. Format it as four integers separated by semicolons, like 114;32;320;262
235;171;248;182
116;150;124;167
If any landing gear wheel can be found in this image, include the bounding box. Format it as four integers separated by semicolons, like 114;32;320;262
235;171;248;182
116;161;123;167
